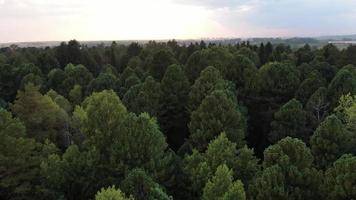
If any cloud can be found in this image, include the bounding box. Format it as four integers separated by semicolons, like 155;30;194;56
175;0;356;37
0;0;356;42
175;0;252;9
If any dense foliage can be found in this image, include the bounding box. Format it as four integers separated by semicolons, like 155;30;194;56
0;40;356;199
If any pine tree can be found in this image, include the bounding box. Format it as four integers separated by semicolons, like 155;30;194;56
189;90;245;151
202;165;245;200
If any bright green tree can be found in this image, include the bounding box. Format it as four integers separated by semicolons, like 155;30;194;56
95;186;133;200
183;133;258;197
75;90;127;156
202;165;246;200
110;113;174;178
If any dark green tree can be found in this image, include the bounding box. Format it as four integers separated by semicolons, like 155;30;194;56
328;68;356;107
149;50;177;81
185;47;233;82
310;115;351;169
258;62;300;98
189;90;246;151
41;145;101;200
321;154;356;200
0;108;58;199
269;99;308;143
188;66;226;112
121;169;171;200
295;70;326;104
159;64;190;150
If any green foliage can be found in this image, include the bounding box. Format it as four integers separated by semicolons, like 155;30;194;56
236;47;260;66
2;41;356;200
334;94;356;149
159;64;190;149
77;90;127;155
258;62;300;98
321;154;356;200
183;133;258;197
188;66;229;112
10;84;69;146
189;90;246;150
87;72;118;95
121;169;171;200
41;145;101;200
61;63;93;95
149;50;177;80
47;89;72;113
69;84;83;105
0;109;58;199
226;54;257;95
20;73;44;90
269;99;308;143
250;137;322;200
328;68;356;107
306;87;329;124
310;115;351;168
110;113;172;175
202;165;246;200
295;70;326;104
47;68;66;94
123;76;161;117
95;186;133;200
185;47;233;82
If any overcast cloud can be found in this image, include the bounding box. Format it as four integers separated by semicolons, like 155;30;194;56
0;0;355;42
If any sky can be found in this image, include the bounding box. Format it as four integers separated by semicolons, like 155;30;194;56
0;0;356;43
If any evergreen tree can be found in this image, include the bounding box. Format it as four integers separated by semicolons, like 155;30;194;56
269;99;308;143
189;90;245;151
310;115;351;168
159;64;190;150
0;109;58;199
121;169;172;200
202;165;246;200
321;154;356;200
10;84;69;147
250;137;322;200
95;186;133;200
